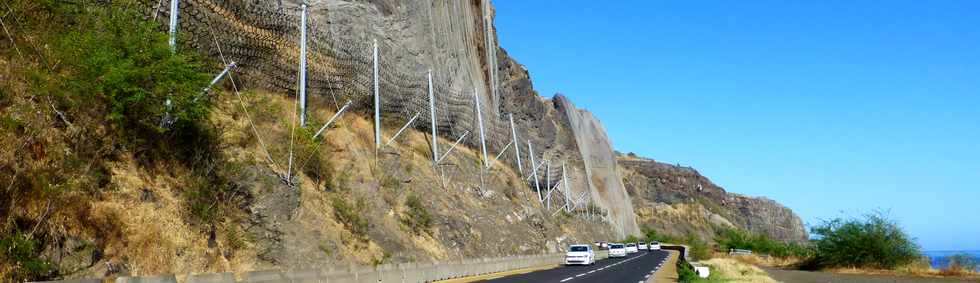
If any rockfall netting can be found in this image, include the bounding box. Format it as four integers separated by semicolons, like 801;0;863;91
137;0;536;173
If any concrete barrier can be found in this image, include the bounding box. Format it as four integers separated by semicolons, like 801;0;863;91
240;270;286;283
115;275;178;283
34;253;569;283
185;273;235;283
31;279;102;283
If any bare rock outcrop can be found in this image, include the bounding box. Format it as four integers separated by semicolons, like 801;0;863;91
619;155;808;242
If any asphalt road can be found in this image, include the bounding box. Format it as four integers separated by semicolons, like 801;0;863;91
477;250;670;283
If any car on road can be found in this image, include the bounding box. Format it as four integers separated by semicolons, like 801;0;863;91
638;242;648;250
608;243;627;258
565;244;595;265
649;241;661;250
625;243;638;253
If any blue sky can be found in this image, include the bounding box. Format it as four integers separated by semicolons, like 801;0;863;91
493;0;980;251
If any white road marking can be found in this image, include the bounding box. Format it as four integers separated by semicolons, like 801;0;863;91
559;277;573;282
576;273;586;277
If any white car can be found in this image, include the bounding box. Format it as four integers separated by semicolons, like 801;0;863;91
649;241;661;250
608;243;627;258
625;243;639;253
565;244;595;265
638;242;648;250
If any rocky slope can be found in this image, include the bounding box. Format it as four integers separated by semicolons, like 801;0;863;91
142;0;642;236
618;154;808;242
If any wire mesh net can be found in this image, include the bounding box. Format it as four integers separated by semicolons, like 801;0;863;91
139;0;526;167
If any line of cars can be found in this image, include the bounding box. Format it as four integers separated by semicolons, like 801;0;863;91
605;241;660;258
564;241;662;265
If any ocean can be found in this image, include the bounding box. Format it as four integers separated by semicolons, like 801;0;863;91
924;250;980;271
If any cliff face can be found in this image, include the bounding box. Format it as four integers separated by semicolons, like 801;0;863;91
141;0;642;236
618;155;808;242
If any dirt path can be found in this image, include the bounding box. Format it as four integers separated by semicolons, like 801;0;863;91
649;250;679;282
766;268;980;283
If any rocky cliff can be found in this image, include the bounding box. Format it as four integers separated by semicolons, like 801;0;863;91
139;0;642;236
618;154;808;242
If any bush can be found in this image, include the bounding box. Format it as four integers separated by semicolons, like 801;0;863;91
684;233;712;261
332;197;369;237
26;0;211;162
640;228;710;260
401;194;433;235
1;1;220;280
643;227;682;244
677;258;700;282
622;235;640;244
716;228;813;258
0;231;56;281
808;212;921;269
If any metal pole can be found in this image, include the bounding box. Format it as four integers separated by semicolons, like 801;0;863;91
509;114;522;175
428;70;438;164
563;163;570;212
373;39;381;152
473;87;488;168
385;112;421;147
438;131;470;164
528;140;541;202
168;0;179;53
313;100;352;139
546;161;551;191
298;2;308;126
197;61;236;101
489;141;513;168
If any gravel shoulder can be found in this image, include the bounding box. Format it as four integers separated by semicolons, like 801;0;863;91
648;250;679;283
766;268;980;283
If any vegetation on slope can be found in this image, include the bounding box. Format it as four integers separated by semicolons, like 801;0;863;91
0;0;234;280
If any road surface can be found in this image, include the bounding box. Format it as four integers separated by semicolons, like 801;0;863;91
477;250;670;283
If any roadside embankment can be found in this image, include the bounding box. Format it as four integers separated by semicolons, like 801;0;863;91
31;252;614;283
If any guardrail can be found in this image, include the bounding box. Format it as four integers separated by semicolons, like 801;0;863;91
33;251;610;283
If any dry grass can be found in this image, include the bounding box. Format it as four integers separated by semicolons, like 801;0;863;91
724;253;804;268
829;261;980;279
697;257;778;283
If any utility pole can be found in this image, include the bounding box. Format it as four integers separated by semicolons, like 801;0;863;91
298;2;308;126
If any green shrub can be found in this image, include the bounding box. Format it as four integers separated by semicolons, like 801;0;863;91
716;228;813;258
643;227;682;243
677;258;699;282
641;228;710;260
25;0;212;162
684;233;712;261
808;212;921;269
401;194;433;235
332;196;369;237
0;231;56;281
622;235;640;244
